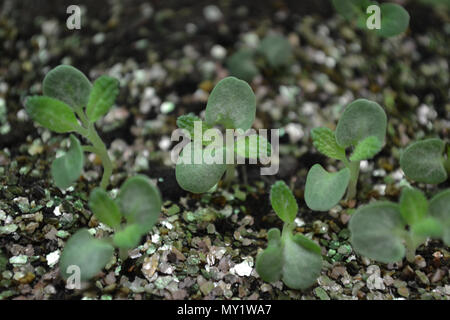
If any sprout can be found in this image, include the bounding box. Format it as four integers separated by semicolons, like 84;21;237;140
25;65;119;190
331;0;410;38
226;34;293;82
305;99;387;211
400;138;449;184
175;76;271;193
349;187;450;264
255;181;322;290
59;175;162;281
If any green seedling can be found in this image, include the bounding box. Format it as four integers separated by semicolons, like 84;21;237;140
331;0;410;38
400;138;450;184
175;76;271;193
256;181;322;290
226;34;293;82
25;65;119;190
349;187;450;263
305;99;387;211
59;175;162;281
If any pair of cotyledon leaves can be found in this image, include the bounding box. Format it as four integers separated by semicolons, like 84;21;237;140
400;138;449;184
60;175;162;281
175;77;271;193
255;181;322;290
226;34;293;82
332;0;410;38
305;99;387;211
349;187;450;263
25;65;119;189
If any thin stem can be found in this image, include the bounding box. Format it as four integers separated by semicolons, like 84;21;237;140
82;145;97;153
222;164;236;188
345;161;360;200
86;122;113;190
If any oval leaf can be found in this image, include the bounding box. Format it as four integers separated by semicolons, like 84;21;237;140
399;187;428;226
270;181;298;223
258;34;292;68
59;229;114;281
411;217;443;238
349;202;406;263
89;187;122;229
117;175;162;234
255;228;283;283
331;0;370;21
51;135;84;189
335;99;387;148
175;142;227;193
226;48;259;83
429;189;450;245
43;65;92;109
400;138;447;184
281;234;322;290
304;164;350;211
25;96;80;133
235;134;271;160
86;75;119;122
205;77;256;131
377;3;410;38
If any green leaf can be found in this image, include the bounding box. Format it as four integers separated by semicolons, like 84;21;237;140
117;175;162;234
400;138;447;184
176;113;212;146
304;164;350;211
226;48;259;83
377;3;410;38
411;217;443;238
349;202;406;263
399;187;428;226
335;99;387;149
25;96;80;133
349;135;382;161
429;189;450;246
205;77;256;131
258;34;293;68
331;0;371;21
113;224;143;249
89;188;122;229
175;142;227;193
86;75;119;122
256;230;322;290
59;229;114;281
282;233;322;290
310;127;346;160
51;135;84;189
43;65;92;109
270;181;298;224
235;134;271;160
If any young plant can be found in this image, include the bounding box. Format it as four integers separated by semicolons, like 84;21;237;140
175;76;271;193
255;181;322;290
25;65;119;190
305;99;387;211
59;175;162;282
349;187;450;264
331;0;410;38
400;138;450;184
226;34;293;82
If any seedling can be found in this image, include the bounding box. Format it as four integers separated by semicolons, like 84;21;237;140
25;65;119;190
175;76;271;193
400;138;450;184
59;175;162;281
255;181;322;290
226;34;293;82
305;99;387;211
349;187;450;263
331;0;410;37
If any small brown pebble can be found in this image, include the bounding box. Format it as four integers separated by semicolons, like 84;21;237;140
397;287;409;298
401;265;414;279
431;269;444;283
18;272;35;284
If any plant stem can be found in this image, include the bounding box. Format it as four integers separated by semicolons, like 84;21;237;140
86;122;113;190
404;234;417;263
222;164;236;188
345;161;360;200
